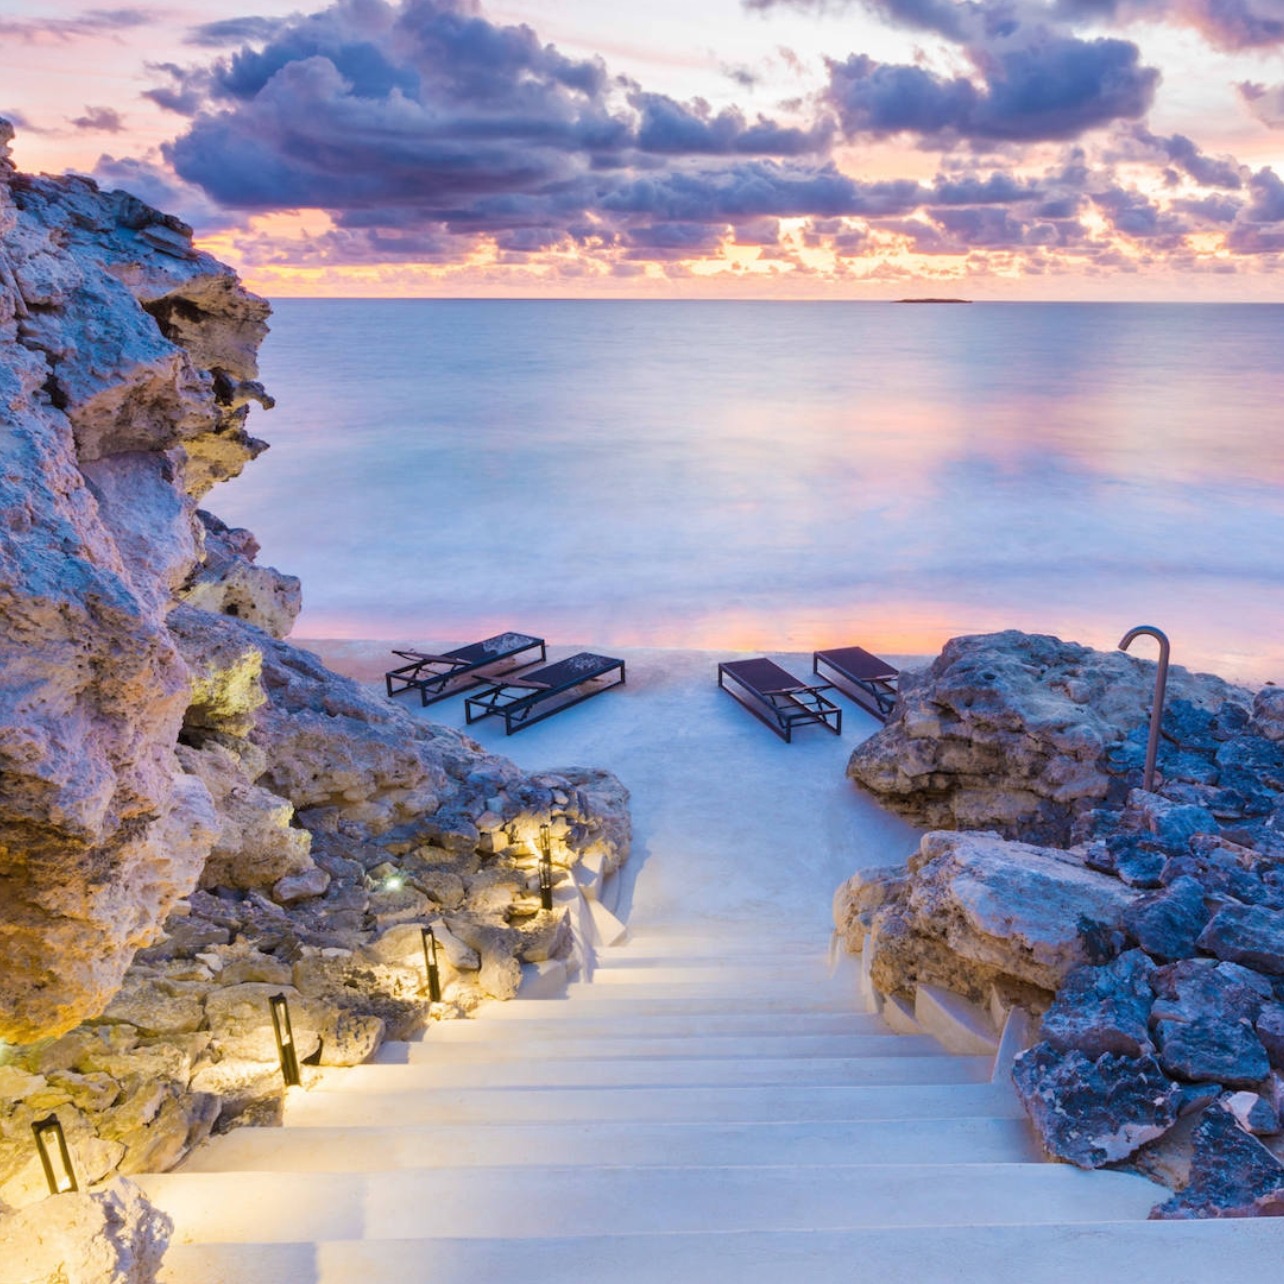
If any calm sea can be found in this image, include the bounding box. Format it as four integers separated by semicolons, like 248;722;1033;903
215;300;1284;684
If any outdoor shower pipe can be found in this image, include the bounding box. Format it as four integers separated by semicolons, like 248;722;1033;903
1118;625;1170;793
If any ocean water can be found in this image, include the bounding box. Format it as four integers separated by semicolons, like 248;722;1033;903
215;300;1284;684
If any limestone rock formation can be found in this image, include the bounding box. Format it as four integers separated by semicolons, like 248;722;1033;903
0;1177;170;1283
849;630;1251;844
0;119;632;1232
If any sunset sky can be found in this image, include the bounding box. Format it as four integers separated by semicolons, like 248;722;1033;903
3;0;1284;297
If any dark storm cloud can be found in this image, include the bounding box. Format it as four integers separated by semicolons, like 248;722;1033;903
0;7;156;43
70;106;126;133
824;36;1158;143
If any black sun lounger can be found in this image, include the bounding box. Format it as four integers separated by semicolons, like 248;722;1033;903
464;652;626;734
812;644;900;723
385;631;546;706
717;658;842;742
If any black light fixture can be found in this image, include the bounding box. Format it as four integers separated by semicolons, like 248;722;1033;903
421;925;442;1002
32;1116;77;1195
269;993;302;1087
537;823;554;911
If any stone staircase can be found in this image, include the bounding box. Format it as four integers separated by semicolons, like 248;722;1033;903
134;924;1284;1283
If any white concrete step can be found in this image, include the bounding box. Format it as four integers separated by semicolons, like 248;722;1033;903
310;1053;991;1092
180;1115;1043;1174
423;1010;887;1039
280;1081;1026;1127
478;992;867;1017
376;1032;952;1063
157;1219;1284;1284
138;1163;1164;1244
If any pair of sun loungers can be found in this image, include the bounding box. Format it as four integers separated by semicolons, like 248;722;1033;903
385;631;625;735
718;645;899;743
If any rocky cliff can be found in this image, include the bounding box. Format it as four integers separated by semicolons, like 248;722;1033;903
0;119;629;1240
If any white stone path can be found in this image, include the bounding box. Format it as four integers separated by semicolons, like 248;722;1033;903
141;647;1284;1281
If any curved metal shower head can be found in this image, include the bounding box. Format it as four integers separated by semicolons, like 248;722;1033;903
1118;625;1171;793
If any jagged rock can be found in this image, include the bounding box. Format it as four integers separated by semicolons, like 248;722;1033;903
1197;904;1284;974
1124;876;1210;960
1155;1016;1271;1088
99;981;204;1037
273;866;331;904
1130;792;1219;851
177;740;315;891
847;631;1249;844
1150;957;1273;1026
833;864;907;953
889;830;1139;994
0;1177;170;1282
202;983;321;1064
0;139;285;1041
1150;1101;1284;1218
180;510;301;638
1040;949;1156;1059
1012;1043;1182;1167
1256;1006;1284;1068
1253;687;1284;744
1224;1090;1281;1136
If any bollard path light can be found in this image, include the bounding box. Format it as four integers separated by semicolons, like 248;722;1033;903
269;993;302;1088
421;925;442;1003
537;823;554;911
32;1115;78;1195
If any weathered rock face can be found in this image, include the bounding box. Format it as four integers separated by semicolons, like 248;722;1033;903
862;830;1138;1006
849;631;1251;844
0;1177;170;1283
0;122;271;1042
0;121;633;1222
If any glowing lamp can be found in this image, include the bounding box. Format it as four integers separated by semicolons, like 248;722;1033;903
421;925;442;1003
269;993;302;1088
537;823;554;911
32;1116;77;1195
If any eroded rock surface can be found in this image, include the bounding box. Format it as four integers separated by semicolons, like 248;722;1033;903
849;631;1251;844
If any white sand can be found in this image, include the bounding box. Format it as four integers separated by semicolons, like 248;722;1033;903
303;640;924;940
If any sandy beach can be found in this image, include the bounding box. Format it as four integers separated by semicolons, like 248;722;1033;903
303;639;925;941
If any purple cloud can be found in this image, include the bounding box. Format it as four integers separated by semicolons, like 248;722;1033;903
184;16;290;48
825;36;1159;144
70;105;126;133
1239;80;1284;128
0;7;156;43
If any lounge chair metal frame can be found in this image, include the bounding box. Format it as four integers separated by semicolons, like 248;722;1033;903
385;632;546;706
717;658;843;742
465;652;626;735
812;645;899;723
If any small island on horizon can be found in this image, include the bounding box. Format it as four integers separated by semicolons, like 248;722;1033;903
895;297;972;303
